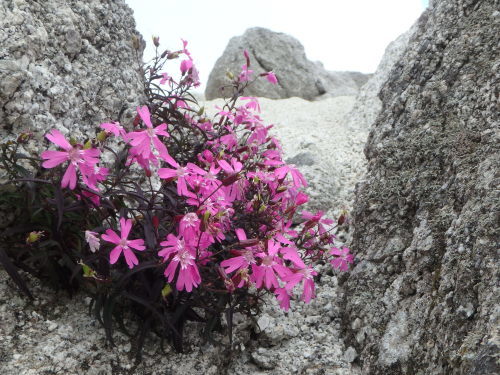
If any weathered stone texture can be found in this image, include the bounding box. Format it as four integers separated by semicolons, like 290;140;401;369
205;27;370;100
0;0;144;142
342;1;499;374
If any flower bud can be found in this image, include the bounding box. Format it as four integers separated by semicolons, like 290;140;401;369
161;283;172;298
152;215;160;229
133;114;141;127
79;261;97;278
167;52;179;60
83;140;92;149
276;185;287;193
96;131;108;142
152;36;160;47
17;131;33;143
222;173;240;186
26;231;44;244
226;71;234;80
132;35;140;50
145;168;152;177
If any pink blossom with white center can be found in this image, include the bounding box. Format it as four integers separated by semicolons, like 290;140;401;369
80;164;108;191
179;212;200;238
251;240;290;290
126;106;175;167
41;129;100;190
101;218;145;269
159;234;201;292
158;159;194;197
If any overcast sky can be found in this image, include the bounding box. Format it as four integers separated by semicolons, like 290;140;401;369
125;0;428;91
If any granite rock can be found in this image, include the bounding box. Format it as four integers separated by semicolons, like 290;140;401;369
205;27;370;101
0;0;145;144
341;1;500;374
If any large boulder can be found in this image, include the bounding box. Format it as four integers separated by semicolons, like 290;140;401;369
0;0;145;143
341;0;499;374
205;27;370;100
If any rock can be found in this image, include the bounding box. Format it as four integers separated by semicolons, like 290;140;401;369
205;27;370;101
344;346;358;363
343;24;416;131
0;0;145;142
341;1;500;374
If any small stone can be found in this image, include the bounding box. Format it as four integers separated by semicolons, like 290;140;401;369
47;321;58;331
344;346;357;363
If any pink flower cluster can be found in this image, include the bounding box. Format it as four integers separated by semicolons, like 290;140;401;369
42;44;353;311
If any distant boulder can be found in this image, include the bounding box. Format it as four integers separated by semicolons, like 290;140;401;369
205;27;370;100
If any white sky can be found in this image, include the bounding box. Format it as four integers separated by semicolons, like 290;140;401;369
125;0;428;92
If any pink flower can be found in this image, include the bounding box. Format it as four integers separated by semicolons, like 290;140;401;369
295;191;309;206
126;106;175;166
251;240;290;289
180;59;193;75
79;164;108;191
221;229;257;274
240;97;261;113
282;266;317;303
160;72;170;85
274;164;307;188
101;218;145;269
265;72;278;85
330;247;354;271
100;121;125;137
275;287;291;311
158;159;194;197
179;212;200;238
239;64;253;83
218;158;243;174
41;129;100;190
280;246;306;268
159;234;201;292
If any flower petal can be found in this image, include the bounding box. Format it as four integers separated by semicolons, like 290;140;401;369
109;246;122;264
46;129;72;150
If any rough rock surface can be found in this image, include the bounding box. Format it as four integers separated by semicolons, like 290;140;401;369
341;1;500;374
343;25;415;130
0;0;145;143
205;27;370;101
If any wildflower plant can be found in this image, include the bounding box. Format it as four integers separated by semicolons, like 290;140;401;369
0;38;353;356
